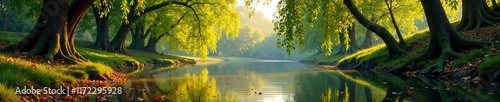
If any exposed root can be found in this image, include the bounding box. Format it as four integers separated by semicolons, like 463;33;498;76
89;41;113;52
457;0;500;31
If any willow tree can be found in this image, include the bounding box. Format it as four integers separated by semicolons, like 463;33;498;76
2;0;96;63
140;2;239;58
457;0;500;30
142;9;190;53
108;0;239;54
262;0;422;57
269;0;357;56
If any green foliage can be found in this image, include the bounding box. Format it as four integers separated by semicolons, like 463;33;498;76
452;49;489;67
0;83;19;102
478;54;500;77
139;0;240;59
216;24;265;56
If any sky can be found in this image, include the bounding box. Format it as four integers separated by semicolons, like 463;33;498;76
236;0;278;20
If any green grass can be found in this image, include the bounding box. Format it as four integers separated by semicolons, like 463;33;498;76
0;83;19;102
302;53;347;64
453;49;489;67
0;55;76;87
0;31;195;95
478;54;500;77
75;40;194;68
337;29;431;68
0;31;26;45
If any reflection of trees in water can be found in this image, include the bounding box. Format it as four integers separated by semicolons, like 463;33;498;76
293;71;381;102
294;69;500;102
117;68;236;102
344;71;500;102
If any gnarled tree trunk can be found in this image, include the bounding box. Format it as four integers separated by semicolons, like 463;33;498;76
361;29;373;48
2;0;93;63
396;0;488;74
143;34;165;53
457;0;500;31
127;22;150;50
492;0;500;12
343;0;408;58
89;5;112;51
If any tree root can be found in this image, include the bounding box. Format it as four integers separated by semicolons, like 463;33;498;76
420;50;460;74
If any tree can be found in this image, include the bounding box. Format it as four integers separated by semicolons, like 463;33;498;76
384;0;406;45
88;1;115;51
343;0;409;58
142;10;190;53
397;0;488;73
492;0;500;11
0;0;12;31
109;0;239;55
457;0;500;30
2;0;95;63
127;21;151;50
216;25;265;56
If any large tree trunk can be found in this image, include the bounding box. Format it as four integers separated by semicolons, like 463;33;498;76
2;0;93;63
385;0;406;45
1;15;8;31
0;0;11;31
143;35;165;53
127;22;150;50
347;26;361;53
395;0;488;74
343;0;408;57
109;0;178;54
492;0;500;12
457;0;500;31
361;17;378;48
89;5;112;51
335;33;347;55
361;29;373;48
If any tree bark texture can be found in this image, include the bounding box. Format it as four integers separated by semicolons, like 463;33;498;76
394;0;489;74
89;5;112;51
127;22;150;50
457;0;500;31
143;34;165;53
347;26;361;53
2;0;93;63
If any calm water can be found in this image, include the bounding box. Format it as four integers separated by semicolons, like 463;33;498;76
123;60;500;102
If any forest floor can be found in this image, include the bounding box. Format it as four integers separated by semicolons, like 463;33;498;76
0;31;197;101
301;22;500;81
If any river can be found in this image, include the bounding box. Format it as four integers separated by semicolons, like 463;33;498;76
121;60;500;102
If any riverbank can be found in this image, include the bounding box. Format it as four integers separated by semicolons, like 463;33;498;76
301;22;500;81
0;31;196;101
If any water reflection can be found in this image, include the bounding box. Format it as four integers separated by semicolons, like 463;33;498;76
116;61;500;102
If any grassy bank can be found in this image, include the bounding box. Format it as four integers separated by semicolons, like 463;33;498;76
301;22;500;79
0;31;196;100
